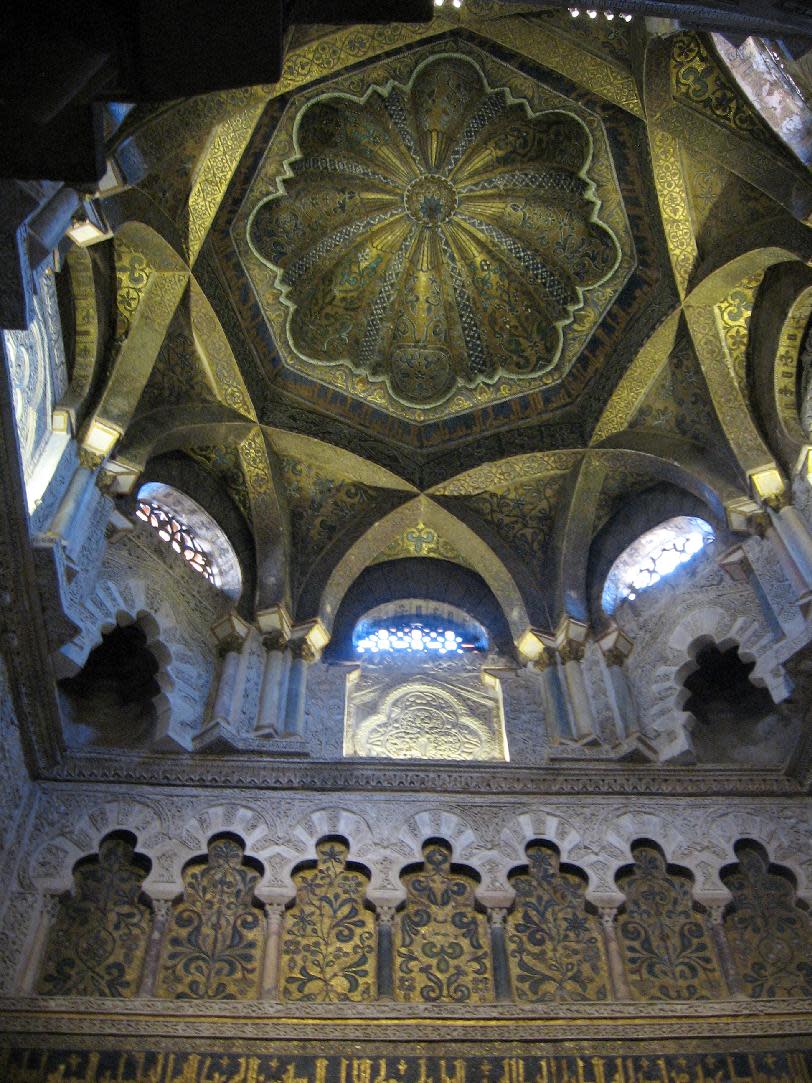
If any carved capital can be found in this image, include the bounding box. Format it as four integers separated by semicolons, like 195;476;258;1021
376;904;397;927
598;906;619;929
152;899;173;926
262;631;288;653
487;907;508;929
290;639;317;663
532;647;555;672
78;447;104;471
217;634;244;658
558;641;585;665
602;647;627;669
41;893;62;920
265;902;286;930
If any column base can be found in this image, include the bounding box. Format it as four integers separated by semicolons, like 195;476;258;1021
193;720;239;752
614;733;659;763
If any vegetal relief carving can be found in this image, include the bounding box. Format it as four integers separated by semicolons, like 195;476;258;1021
156;837;265;1000
37;834;151;998
281;838;376;1002
506;843;610;1002
394;840;493;1003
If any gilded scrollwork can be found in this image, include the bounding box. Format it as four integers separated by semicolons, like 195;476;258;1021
616;844;724;1001
722;843;812;998
506;842;610;1002
394;840;494;1003
280;838;376;1002
37;835;151;998
155;837;264;1000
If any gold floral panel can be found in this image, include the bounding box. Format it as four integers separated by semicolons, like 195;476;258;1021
722;843;812;998
37;834;151;998
506;842;610;1002
281;838;377;1002
394;839;494;1003
244;49;625;418
155;837;265;1000
616;844;723;1001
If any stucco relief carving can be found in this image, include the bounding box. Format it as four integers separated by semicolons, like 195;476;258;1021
344;660;507;761
616;546;802;765
2;269;67;499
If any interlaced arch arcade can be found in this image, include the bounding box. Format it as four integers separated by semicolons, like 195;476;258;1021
2;5;812;1080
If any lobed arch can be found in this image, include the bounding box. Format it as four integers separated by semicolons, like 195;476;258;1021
24;797;812;930
315;495;533;649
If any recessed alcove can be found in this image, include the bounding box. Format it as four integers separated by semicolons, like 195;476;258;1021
58;623;161;748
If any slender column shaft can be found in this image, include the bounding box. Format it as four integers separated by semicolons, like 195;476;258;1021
49;466;93;542
603;654;639;739
21;893;60;994
535;653;572;740
138;899;172;997
262;903;285;999
560;645;597;741
600;907;631;1001
283;642;313;737
707;905;742;998
210;646;241;727
488;907;511;1001
376;906;395;1000
256;635;287;736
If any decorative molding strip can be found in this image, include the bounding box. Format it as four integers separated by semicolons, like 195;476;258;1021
44;753;801;796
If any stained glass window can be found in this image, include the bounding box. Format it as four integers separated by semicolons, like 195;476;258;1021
136;499;217;584
602;516;714;612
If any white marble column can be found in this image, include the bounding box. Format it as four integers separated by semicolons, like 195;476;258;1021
262;903;286;1000
282;640;314;737
769;503;812;597
48;462;97;561
558;640;599;744
534;650;572;741
255;633;288;736
209;637;243;729
597;630;639;742
599;906;631;1001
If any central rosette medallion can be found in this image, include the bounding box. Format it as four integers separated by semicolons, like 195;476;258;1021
248;54;621;407
404;175;459;225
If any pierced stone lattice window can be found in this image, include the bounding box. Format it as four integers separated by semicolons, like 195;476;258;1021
602;516;714;613
136;499;217;584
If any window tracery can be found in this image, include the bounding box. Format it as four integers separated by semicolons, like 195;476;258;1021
602;516;715;612
133;482;242;599
136;499;217;584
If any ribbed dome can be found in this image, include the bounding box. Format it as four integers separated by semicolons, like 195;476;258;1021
248;54;621;407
